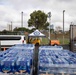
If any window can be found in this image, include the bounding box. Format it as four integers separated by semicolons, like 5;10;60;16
0;36;21;40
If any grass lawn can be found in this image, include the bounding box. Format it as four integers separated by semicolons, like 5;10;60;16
40;37;49;45
59;38;70;45
40;36;70;45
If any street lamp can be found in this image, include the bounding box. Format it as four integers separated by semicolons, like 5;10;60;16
48;12;51;40
21;11;23;27
63;10;65;44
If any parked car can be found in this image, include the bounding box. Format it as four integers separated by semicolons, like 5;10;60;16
0;35;26;50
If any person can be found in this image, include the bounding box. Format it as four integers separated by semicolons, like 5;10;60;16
37;38;40;45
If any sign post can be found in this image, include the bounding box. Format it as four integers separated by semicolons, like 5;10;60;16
48;12;51;40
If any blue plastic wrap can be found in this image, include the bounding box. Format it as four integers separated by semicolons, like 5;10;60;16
1;57;17;73
0;44;34;74
38;46;76;74
16;57;30;73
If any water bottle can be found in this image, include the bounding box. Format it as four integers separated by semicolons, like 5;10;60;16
0;56;5;72
16;57;27;73
1;57;16;73
26;59;31;74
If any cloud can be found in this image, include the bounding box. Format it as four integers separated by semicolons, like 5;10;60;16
0;0;76;31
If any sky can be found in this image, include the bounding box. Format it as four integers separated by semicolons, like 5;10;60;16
0;0;76;31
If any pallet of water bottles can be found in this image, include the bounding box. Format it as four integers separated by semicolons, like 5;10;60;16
39;73;76;75
38;46;76;75
0;44;35;75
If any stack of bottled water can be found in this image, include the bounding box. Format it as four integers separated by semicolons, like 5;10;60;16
1;57;17;73
0;44;34;74
38;46;76;74
39;46;63;50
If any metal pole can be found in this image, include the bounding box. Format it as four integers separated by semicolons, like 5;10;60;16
11;21;12;31
0;41;1;51
21;11;23;27
72;23;74;52
63;10;65;44
48;12;51;40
